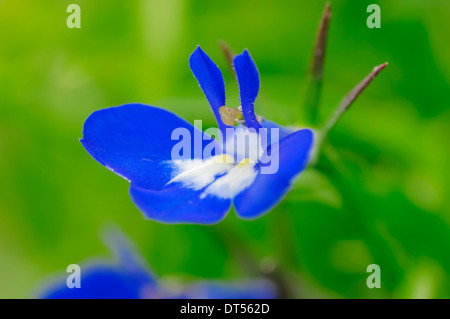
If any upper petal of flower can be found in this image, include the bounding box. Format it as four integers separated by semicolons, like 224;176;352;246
234;50;262;130
189;46;231;133
81;103;218;190
233;128;314;219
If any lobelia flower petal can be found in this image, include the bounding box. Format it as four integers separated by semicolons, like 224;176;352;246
183;280;277;299
189;46;231;133
40;229;157;299
129;183;232;224
234;50;262;131
81;103;219;190
261;119;294;141
104;227;158;286
41;263;151;299
39;228;277;299
233;129;314;219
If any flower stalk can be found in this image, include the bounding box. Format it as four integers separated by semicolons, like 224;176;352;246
322;62;388;137
303;2;331;125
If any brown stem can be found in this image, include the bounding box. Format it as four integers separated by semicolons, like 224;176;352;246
323;62;388;135
304;2;332;124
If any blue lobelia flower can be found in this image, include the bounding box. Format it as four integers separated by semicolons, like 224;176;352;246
38;231;160;299
81;46;314;224
38;230;277;299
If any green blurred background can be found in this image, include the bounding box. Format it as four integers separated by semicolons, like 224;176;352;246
0;0;449;298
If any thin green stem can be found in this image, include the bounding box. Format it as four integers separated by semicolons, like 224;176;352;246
309;62;388;166
303;2;331;124
322;62;388;137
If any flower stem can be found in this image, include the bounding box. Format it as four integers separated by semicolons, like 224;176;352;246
303;2;331;124
322;62;388;137
309;62;388;166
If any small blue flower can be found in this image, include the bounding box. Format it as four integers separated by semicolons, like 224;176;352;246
39;231;160;299
81;46;313;224
38;231;276;299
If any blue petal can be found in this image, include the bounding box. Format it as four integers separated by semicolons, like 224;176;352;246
261;119;294;141
234;129;314;219
234;50;262;130
81;103;218;190
184;280;277;299
41;264;152;299
104;227;158;287
130;183;232;224
189;46;230;133
40;229;158;299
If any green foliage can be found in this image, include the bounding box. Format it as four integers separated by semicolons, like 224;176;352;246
0;0;449;298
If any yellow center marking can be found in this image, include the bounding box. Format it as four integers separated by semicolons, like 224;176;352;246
213;154;235;164
237;158;256;167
